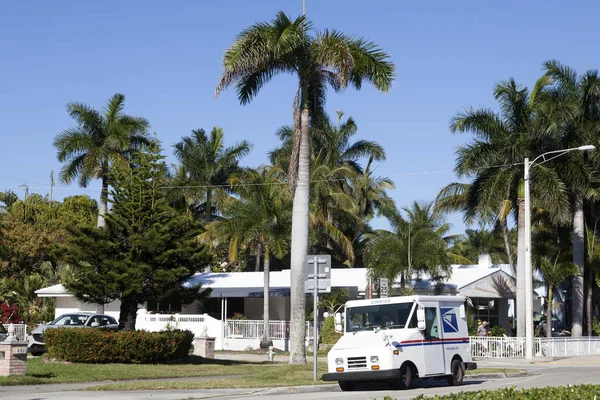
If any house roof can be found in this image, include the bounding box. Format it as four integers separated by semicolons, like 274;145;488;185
185;268;369;298
35;261;541;300
35;284;72;297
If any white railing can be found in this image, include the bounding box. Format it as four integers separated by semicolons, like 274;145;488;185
471;336;600;358
536;337;600;358
224;320;317;339
2;324;27;342
470;336;526;358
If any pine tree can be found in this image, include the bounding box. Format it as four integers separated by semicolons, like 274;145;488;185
64;140;212;330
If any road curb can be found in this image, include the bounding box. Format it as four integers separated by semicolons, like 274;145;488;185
249;372;531;395
260;384;337;395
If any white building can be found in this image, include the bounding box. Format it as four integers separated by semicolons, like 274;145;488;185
35;256;541;349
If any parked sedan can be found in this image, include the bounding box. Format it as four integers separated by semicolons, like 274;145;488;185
28;312;118;356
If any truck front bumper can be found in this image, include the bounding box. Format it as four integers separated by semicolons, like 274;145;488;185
322;369;402;382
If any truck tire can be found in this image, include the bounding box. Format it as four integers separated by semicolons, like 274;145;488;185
446;359;465;386
338;381;356;391
390;363;413;390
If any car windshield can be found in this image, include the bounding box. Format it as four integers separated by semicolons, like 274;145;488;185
346;302;415;332
51;314;89;326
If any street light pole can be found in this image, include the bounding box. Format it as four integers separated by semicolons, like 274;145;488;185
524;145;595;360
524;157;533;359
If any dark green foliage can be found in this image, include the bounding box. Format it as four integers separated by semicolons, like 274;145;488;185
411;385;600;399
488;325;507;337
319;316;342;344
44;328;193;363
64;141;212;330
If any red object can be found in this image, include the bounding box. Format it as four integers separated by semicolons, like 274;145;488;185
0;302;20;323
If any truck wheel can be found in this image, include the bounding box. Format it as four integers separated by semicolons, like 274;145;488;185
390;363;413;390
446;359;465;386
338;381;356;391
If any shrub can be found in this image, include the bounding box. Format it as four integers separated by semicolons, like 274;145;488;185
319;316;342;344
411;384;600;399
488;325;507;337
45;328;194;363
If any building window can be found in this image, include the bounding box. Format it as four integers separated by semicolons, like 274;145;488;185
472;298;499;328
147;301;182;313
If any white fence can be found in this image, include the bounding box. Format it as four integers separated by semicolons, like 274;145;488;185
470;336;600;358
2;324;27;342
224;320;317;340
136;312;224;350
536;337;600;358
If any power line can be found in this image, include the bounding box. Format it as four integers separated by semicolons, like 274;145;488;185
0;161;524;193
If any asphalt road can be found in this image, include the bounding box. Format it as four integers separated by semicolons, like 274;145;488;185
3;359;600;400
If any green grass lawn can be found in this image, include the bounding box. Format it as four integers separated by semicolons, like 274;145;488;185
0;356;521;390
0;356;273;386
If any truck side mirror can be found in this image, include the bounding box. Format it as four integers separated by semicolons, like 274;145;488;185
334;312;343;333
416;309;426;331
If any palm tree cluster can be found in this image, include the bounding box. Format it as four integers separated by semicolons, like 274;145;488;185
437;60;600;337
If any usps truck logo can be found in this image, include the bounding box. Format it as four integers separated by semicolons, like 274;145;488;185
441;307;459;333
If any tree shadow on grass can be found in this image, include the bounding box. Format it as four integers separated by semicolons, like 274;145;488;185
164;355;268;366
27;373;55;378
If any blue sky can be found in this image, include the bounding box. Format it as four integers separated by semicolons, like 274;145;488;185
1;0;599;234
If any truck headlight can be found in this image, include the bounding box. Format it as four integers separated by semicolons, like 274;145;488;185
370;355;379;364
335;358;344;366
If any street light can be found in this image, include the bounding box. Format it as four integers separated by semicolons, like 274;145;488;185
524;144;596;359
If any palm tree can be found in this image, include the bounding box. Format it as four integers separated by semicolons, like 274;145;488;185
54;93;149;228
444;77;570;336
270;111;386;174
542;60;600;337
449;228;511;265
216;11;395;364
203;167;291;348
173;127;252;222
366;201;459;294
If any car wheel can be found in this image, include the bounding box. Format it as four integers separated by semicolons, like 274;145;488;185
338;381;356;391
447;359;465;386
30;350;44;357
390;363;413;390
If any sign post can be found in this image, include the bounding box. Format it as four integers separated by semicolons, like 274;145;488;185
304;255;331;381
379;278;389;298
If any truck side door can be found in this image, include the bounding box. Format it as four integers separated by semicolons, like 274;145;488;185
421;306;446;375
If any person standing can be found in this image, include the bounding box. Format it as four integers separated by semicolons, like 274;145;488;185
477;321;489;337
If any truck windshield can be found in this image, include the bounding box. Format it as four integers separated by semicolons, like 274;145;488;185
346;302;415;332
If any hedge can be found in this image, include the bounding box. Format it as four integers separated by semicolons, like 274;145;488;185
408;385;600;400
319;316;342;344
44;328;194;363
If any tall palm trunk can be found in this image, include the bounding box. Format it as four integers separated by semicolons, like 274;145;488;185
260;250;273;349
572;193;585;337
546;285;554;338
586;267;593;335
97;175;109;228
516;197;526;337
289;107;309;365
501;219;516;277
96;175;109;314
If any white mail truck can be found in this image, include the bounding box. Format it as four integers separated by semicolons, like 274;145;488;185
322;295;477;391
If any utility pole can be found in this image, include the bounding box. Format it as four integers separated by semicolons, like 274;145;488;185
302;0;306;15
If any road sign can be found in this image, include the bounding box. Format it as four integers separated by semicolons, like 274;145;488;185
305;255;331;279
304;279;332;293
379;278;389;298
304;254;332;382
